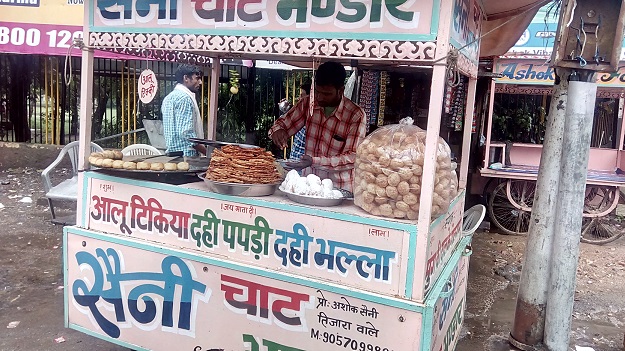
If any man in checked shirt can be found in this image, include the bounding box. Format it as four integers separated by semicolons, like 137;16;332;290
269;61;366;192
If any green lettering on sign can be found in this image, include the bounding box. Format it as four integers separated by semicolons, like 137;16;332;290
312;0;335;18
337;0;367;23
277;0;308;23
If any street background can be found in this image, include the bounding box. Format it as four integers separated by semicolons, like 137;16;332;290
0;142;623;351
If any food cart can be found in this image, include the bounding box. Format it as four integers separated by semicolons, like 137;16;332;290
66;1;484;350
479;55;625;244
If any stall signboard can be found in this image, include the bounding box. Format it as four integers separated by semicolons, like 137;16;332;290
495;59;625;87
89;0;438;41
449;0;483;62
85;175;410;298
0;0;84;56
418;192;464;299
65;228;425;351
430;254;469;351
0;0;130;57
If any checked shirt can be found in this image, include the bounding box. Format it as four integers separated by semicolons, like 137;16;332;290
269;95;366;191
161;87;199;157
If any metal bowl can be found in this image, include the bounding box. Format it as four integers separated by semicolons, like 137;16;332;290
278;186;347;207
198;173;279;197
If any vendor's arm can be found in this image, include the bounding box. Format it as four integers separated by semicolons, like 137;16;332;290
268;97;308;148
312;108;366;169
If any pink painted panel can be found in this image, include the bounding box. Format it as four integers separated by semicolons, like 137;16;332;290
618;150;625;170
0;22;132;58
65;230;424;351
413;192;465;301
587;149;619;171
508;144;618;171
430;254;469;351
508;144;542;167
86;178;409;297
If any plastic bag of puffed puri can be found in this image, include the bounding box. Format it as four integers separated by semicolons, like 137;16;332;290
354;117;458;219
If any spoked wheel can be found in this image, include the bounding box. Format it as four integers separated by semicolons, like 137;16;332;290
488;180;535;235
581;186;624;245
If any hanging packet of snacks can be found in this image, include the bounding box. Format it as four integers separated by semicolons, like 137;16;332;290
354;117;459;219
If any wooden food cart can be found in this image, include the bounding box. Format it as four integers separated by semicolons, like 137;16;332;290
66;0;484;350
479;55;625;244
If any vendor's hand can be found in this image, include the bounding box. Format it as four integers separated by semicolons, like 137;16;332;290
271;129;289;149
285;155;312;170
299;155;313;168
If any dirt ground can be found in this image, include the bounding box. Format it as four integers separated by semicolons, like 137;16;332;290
0;142;624;351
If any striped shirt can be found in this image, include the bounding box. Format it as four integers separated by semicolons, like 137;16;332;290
289;127;307;159
161;88;198;157
269;95;366;191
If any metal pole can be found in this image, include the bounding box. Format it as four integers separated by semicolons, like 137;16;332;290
510;70;569;348
544;76;597;351
207;58;220;140
76;0;94;227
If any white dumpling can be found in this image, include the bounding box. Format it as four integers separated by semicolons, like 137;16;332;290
309;183;323;197
286;170;300;183
322;188;334;199
306;174;322;186
284;178;297;193
294;177;309;195
321;178;333;191
332;190;343;199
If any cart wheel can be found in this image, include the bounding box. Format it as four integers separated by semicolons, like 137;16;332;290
488;180;534;235
581;186;624;245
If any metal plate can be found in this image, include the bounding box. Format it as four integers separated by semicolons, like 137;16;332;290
198;173;279;197
91;157;209;174
278;186;350;207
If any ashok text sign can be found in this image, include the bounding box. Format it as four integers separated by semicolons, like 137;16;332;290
90;0;437;40
495;59;625;87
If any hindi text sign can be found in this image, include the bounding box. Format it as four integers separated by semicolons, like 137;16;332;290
65;229;423;351
90;0;436;41
85;176;408;297
138;69;158;104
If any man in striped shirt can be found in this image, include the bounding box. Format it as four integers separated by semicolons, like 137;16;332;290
161;65;207;157
269;62;366;191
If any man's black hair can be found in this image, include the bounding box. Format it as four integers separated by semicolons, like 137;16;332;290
315;62;346;89
175;65;202;84
301;79;312;95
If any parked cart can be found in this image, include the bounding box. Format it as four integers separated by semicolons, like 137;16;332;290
479;57;625;244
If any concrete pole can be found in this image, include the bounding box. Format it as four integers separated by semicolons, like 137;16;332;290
510;71;569;348
544;77;597;351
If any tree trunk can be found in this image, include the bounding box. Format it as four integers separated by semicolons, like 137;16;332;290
8;55;31;142
91;87;109;139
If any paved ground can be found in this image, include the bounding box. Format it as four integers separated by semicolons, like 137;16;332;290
0;142;624;351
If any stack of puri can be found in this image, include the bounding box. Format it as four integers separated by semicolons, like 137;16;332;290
206;145;281;184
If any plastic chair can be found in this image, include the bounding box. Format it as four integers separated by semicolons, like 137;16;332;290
41;141;104;222
121;144;163;156
462;204;486;237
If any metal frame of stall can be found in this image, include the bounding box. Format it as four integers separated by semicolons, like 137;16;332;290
67;1;485;350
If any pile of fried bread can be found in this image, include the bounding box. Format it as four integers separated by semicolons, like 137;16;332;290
205;145;281;184
89;150;190;171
